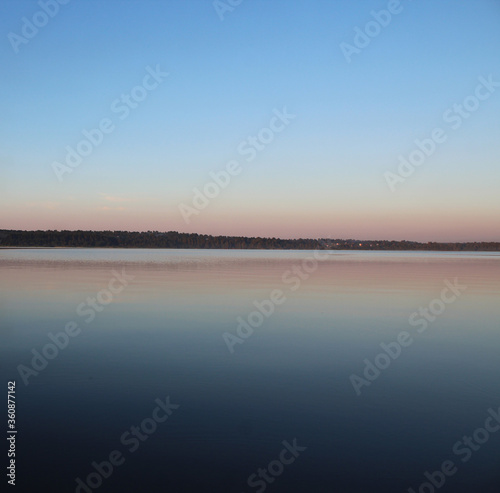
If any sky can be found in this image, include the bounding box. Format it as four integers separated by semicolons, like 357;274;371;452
0;0;499;242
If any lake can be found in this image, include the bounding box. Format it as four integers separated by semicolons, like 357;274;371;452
1;249;499;492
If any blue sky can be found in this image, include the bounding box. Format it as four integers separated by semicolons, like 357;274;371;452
1;0;499;241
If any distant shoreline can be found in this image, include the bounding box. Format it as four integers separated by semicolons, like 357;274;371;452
1;230;499;251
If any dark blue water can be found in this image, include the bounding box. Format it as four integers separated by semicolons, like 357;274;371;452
1;249;499;492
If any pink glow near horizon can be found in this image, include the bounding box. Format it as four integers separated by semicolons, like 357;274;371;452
2;207;498;242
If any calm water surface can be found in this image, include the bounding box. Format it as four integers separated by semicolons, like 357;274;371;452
1;249;499;492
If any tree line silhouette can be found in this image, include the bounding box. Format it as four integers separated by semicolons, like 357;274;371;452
0;230;498;251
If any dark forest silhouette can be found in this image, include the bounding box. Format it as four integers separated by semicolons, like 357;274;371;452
0;230;498;251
